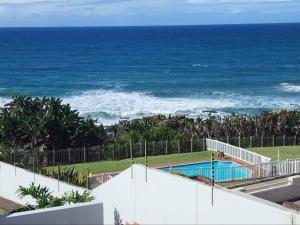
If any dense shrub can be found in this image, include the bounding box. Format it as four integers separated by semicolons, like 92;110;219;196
0;96;107;153
11;183;94;213
111;110;300;141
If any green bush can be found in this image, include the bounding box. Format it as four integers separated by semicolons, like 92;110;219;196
0;96;107;153
11;183;94;213
40;166;88;187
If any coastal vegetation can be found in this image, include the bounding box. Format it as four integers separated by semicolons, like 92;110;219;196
1;96;300;167
110;110;300;144
0;96;106;155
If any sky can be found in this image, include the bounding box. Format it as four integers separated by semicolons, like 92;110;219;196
0;0;300;27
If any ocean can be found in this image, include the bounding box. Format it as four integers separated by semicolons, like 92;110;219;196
0;23;300;125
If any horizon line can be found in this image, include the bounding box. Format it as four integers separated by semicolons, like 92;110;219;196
0;21;300;29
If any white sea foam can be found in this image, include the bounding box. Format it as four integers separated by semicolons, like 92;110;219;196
280;83;300;92
63;90;237;124
63;89;300;125
1;90;299;125
192;64;208;68
0;97;11;107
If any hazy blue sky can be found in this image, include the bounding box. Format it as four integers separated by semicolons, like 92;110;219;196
0;0;300;27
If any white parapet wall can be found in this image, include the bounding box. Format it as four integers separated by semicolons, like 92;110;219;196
1;162;300;224
0;161;87;205
0;201;103;225
93;164;300;224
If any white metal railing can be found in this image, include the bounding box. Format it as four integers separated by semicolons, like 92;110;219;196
170;158;300;182
206;138;271;164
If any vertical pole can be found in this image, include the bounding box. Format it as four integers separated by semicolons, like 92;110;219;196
272;135;275;147
124;143;129;159
52;148;55;165
226;135;229;144
33;153;35;183
211;154;214;207
250;136;253;148
190;136;193;152
68;148;71;164
83;138;86;163
86;168;89;189
283;135;285;146
152;141;155;156
57;164;60;192
139;142;142;157
112;142;115;160
145;140;148;182
238;135;241;147
195;185;198;225
14;149;16;176
98;147;100;161
165;140;168;155
130;139;133;179
37;148;40;169
261;134;264;147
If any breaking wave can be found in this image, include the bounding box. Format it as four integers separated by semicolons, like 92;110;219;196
63;89;300;125
1;89;300;125
280;83;300;92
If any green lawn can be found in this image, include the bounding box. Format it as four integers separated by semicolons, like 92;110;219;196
249;146;300;161
49;146;300;175
52;151;217;174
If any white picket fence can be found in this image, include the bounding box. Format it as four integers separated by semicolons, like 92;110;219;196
206;138;271;164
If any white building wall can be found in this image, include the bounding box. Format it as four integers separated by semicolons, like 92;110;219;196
295;213;300;224
93;164;300;225
1;162;300;224
0;202;103;225
92;167;136;224
0;161;87;205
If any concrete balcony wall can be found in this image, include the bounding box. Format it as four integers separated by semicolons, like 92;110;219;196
1;161;300;224
93;164;300;224
0;161;86;205
0;201;103;225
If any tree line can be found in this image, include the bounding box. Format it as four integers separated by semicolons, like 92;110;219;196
109;110;300;144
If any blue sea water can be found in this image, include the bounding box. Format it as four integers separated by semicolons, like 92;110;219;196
0;24;300;124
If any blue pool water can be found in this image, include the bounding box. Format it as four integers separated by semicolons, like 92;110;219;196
161;161;251;182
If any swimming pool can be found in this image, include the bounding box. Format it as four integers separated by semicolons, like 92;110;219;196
160;161;252;182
